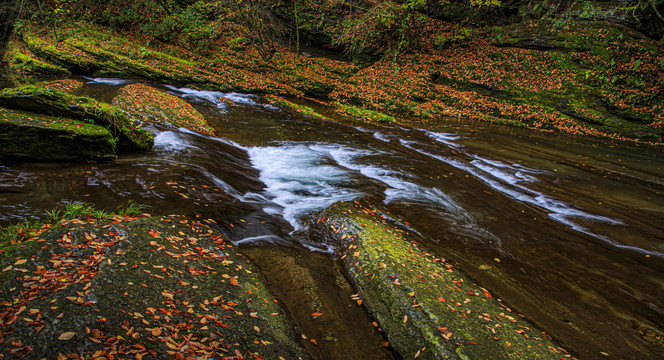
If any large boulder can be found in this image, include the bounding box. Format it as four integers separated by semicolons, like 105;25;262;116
113;83;215;135
0;107;116;161
316;201;571;360
0;213;310;359
0;85;153;153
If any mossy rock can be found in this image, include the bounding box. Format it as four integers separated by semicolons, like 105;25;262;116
265;95;328;120
113;83;215;135
335;103;397;124
0;214;310;359
316;201;572;360
0;107;116;161
37;79;84;94
3;39;70;79
0;85;153;153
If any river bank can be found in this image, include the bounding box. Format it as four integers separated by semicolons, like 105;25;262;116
2;15;663;147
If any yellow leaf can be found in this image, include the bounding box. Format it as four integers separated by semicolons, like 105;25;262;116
58;332;76;340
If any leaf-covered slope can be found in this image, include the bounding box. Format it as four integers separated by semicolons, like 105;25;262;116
8;15;664;146
113;83;215;135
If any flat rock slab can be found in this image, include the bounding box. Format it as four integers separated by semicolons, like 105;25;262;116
113;83;215;135
0;107;115;161
0;214;309;359
0;85;153;153
317;201;573;360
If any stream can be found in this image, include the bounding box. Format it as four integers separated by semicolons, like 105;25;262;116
1;78;663;359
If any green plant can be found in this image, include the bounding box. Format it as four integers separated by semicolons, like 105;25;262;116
0;218;41;245
62;201;96;219
45;208;61;222
1;201;150;247
116;201;150;216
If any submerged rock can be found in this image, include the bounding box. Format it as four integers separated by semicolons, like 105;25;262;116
0;214;309;359
0;85;153;153
0;107;116;161
317;201;572;360
113;83;215;135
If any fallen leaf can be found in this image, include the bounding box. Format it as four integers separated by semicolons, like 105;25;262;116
59;332;76;341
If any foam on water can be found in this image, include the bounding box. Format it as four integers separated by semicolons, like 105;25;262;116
317;144;492;238
426;131;463;149
246;144;363;232
154;131;197;152
399;136;664;256
83;77;133;86
165;85;259;107
373;132;392;142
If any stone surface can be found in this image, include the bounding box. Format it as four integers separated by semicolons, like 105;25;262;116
0;107;115;161
0;85;153;153
316;201;572;360
0;214;310;359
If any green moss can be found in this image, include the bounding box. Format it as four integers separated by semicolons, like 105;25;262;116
317;201;570;360
335;103;397;124
4;39;69;77
266;95;328;120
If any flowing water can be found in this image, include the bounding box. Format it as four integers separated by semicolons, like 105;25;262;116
1;78;663;359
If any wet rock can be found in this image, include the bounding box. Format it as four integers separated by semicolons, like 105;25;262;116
112;83;215;135
0;214;309;359
0;85;153;153
316;200;572;360
0;107;116;161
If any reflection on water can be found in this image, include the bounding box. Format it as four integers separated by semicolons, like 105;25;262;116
1;80;663;359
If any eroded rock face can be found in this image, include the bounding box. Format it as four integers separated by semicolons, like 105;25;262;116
0;214;309;359
0;85;153;153
317;201;571;360
0;107;116;161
